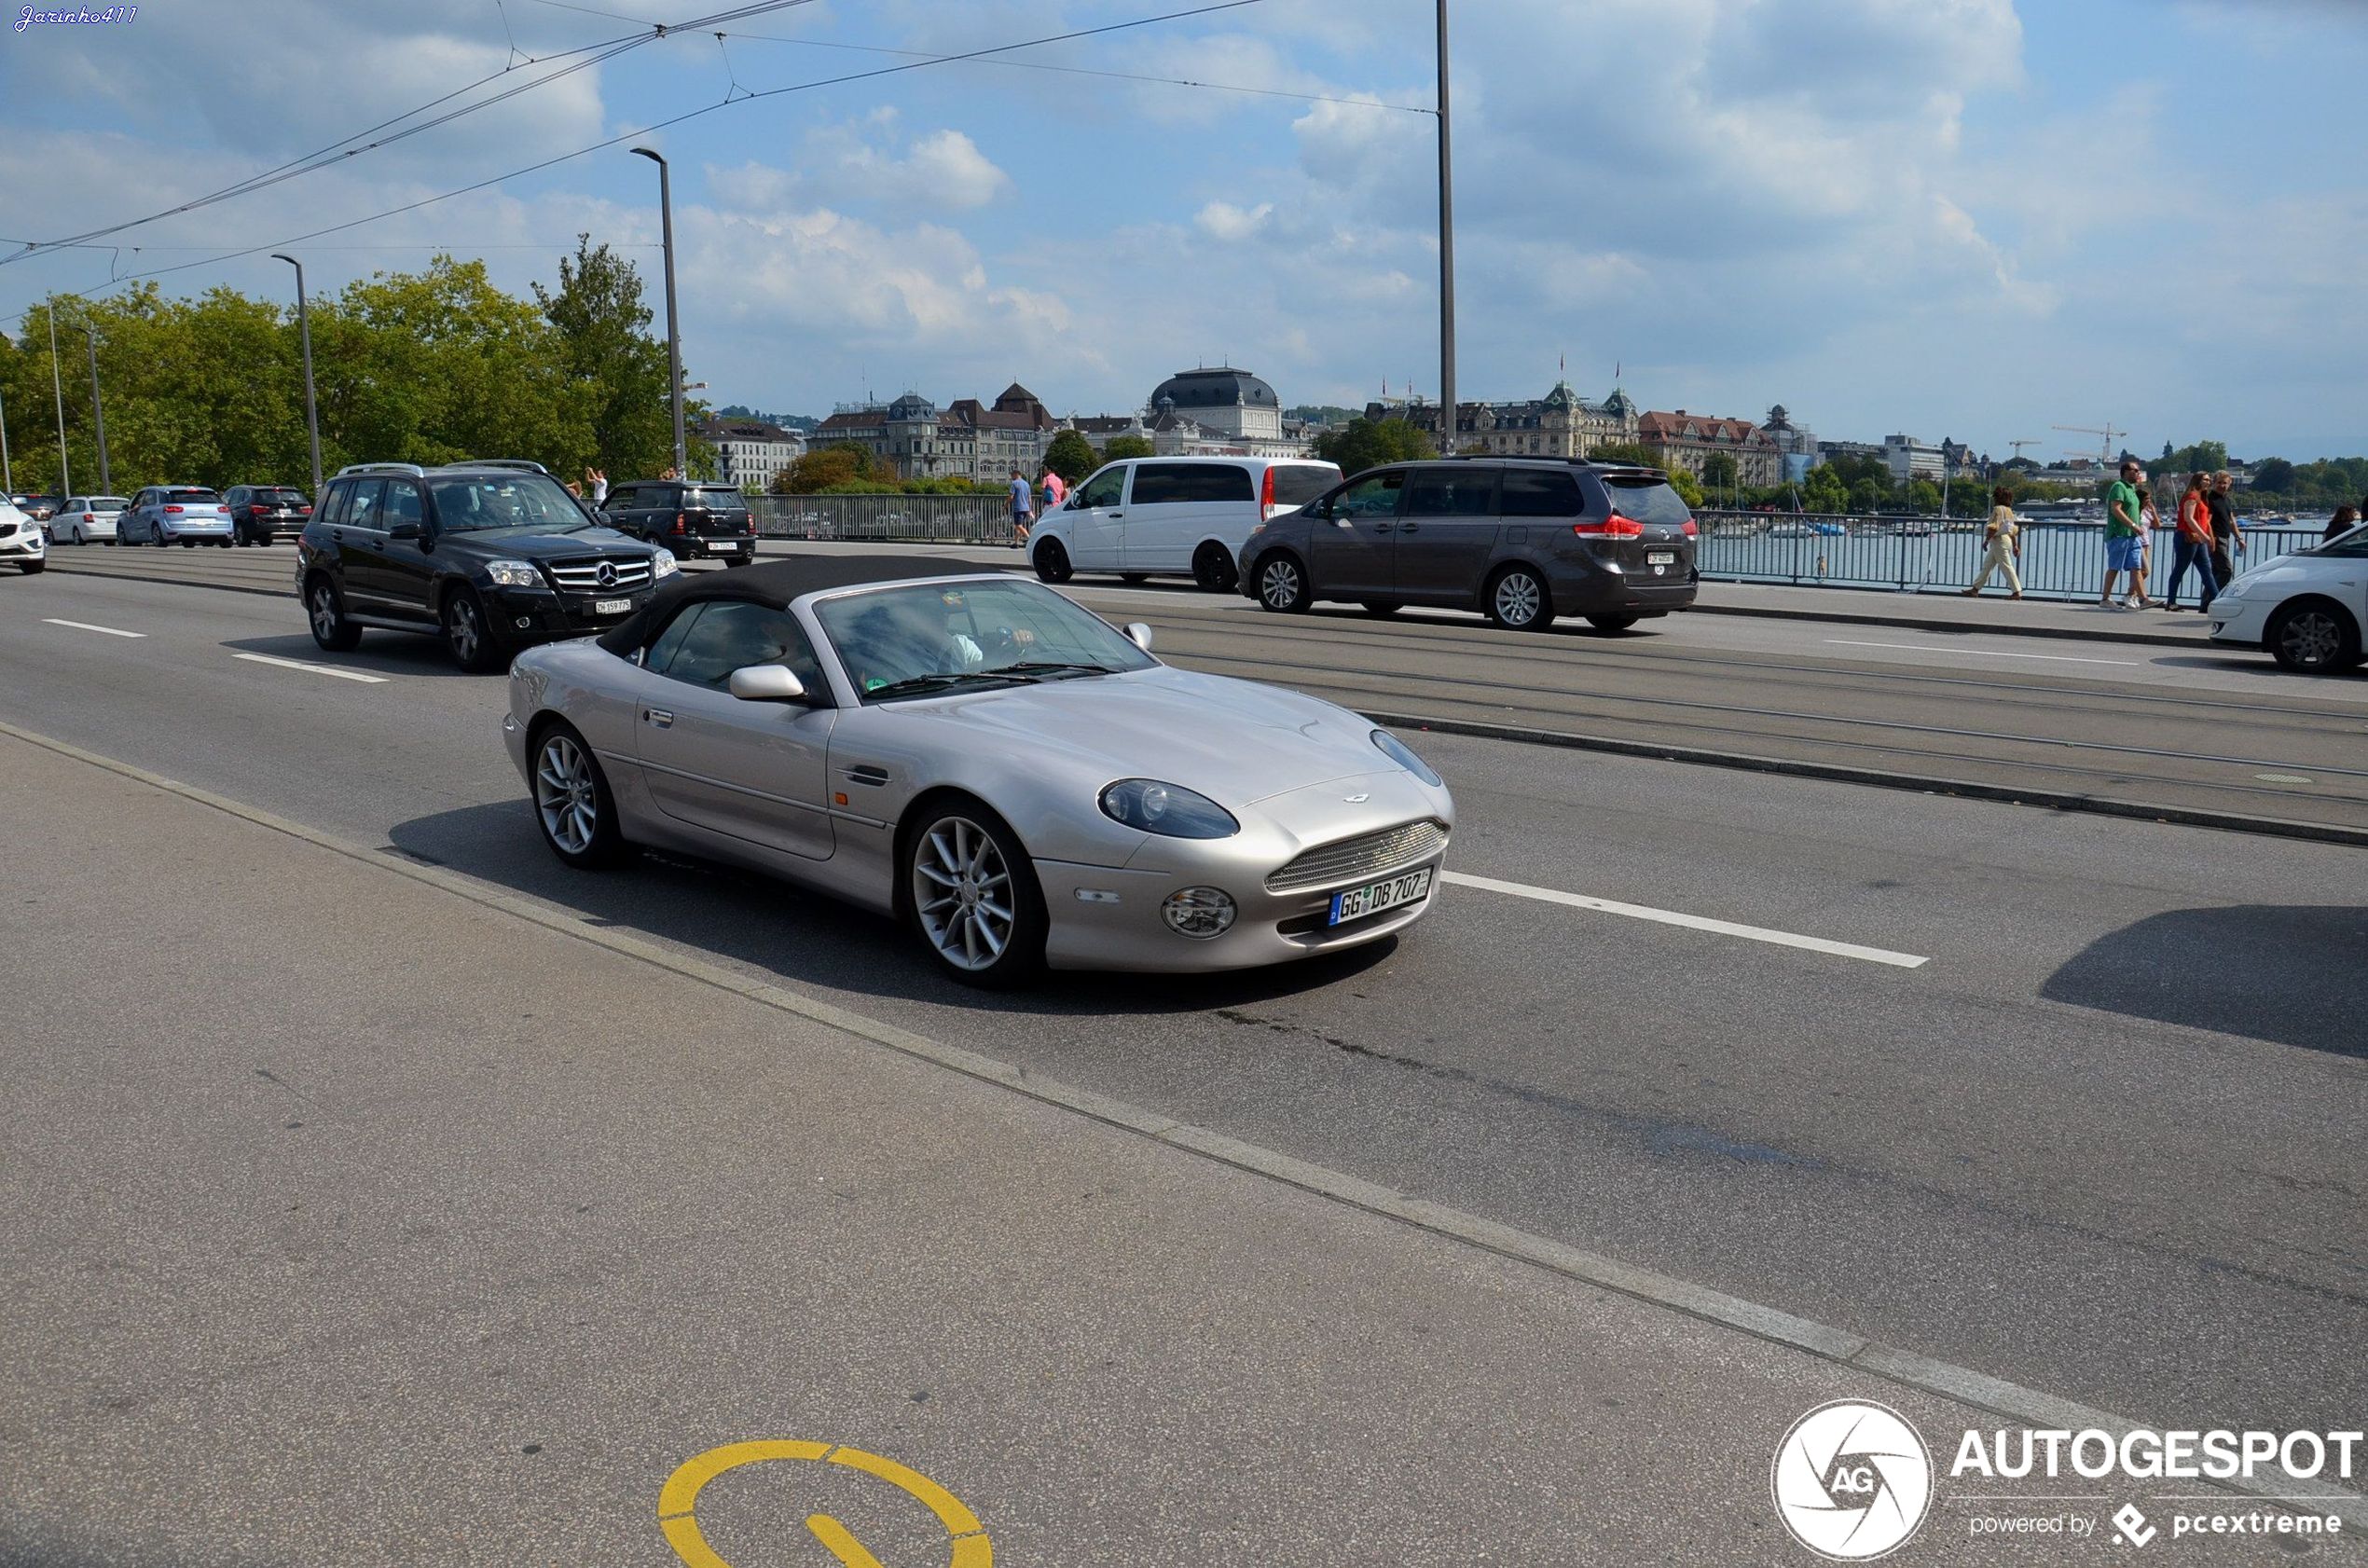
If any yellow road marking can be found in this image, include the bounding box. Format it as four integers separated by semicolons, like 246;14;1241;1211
658;1439;991;1568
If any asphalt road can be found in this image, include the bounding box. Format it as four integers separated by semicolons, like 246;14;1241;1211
3;559;2361;1466
40;539;2368;839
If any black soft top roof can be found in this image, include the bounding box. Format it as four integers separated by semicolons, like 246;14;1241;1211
595;553;996;654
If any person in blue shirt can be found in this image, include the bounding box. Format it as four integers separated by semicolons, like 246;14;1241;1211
1007;467;1034;547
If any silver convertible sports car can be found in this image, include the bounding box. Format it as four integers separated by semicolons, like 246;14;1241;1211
503;556;1455;984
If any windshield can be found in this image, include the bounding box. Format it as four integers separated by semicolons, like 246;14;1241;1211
1269;464;1340;506
1598;475;1693;527
426;473;585;533
814;578;1156;702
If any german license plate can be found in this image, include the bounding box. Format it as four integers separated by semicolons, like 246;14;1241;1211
1328;866;1434;926
1646;549;1675;565
594;598;631;615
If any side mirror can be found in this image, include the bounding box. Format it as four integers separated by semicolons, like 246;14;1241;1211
1123;622;1154;653
728;663;809;703
388;521;423;541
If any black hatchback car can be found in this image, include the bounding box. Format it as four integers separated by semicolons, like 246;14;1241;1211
296;460;675;671
603;479;756;566
1239;458;1698;631
226;484;312;545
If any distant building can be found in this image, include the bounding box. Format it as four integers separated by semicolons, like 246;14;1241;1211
698;417;805;491
1375;379;1641;459
1760;405;1820;482
812;383;1056;483
1882;433;1948;483
1062;365;1313;459
1640;408;1783;486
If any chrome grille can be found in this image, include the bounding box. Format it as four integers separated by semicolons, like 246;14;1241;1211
1265;818;1448;894
545;556;653;592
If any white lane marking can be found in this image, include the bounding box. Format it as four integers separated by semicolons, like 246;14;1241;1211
42;617;146;639
1824;638;2138;667
232;652;388;684
1441;870;1930;969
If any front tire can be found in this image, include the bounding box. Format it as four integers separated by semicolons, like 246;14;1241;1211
18;558;43;574
903;801;1046;988
1191;542;1238;593
69;524;85;545
2266;600;2361;673
1032;538;1073;584
531;722;626;868
1485;564;1553;630
306;576;363;652
443;586;503;673
1255;551;1312;613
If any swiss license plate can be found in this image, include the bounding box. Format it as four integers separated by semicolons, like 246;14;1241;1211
1328;865;1435;926
1646;549;1675;565
594;598;632;615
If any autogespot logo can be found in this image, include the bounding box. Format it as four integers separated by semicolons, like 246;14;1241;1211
1772;1400;1934;1561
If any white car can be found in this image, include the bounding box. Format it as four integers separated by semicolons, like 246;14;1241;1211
1029;455;1341;593
0;501;48;574
55;495;131;545
2207;525;2366;672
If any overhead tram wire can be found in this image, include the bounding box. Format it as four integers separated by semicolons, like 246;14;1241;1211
1;0;819;267
81;0;1274;295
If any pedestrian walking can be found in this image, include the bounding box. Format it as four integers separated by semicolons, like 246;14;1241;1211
2100;459;2152;608
2327;504;2361;543
1962;486;2023;598
2207;470;2241;589
2164;472;2220;611
1007;466;1034;547
1039;465;1067;515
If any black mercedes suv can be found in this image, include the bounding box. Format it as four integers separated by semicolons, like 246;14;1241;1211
1239;456;1698;631
296;460;676;672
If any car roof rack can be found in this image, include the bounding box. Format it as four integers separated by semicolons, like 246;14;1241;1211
332;461;427;479
456;458;552;475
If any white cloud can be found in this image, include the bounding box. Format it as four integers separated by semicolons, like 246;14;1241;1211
1194;200;1273;241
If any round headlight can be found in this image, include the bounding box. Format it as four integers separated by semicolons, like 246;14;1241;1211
1370;728;1443;787
1162;887;1237;938
1100;778;1239;839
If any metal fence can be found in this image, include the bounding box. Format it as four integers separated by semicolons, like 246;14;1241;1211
1692;512;2327;602
747;493;1011;545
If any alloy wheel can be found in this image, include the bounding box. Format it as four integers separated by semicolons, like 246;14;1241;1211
2279;611;2340;669
447;597;483;665
1494;571;1542;626
310;586;339;641
911;815;1014;972
535;734;599;855
1259;557;1302;610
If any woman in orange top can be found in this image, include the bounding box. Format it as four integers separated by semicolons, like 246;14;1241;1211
2164;471;2219;612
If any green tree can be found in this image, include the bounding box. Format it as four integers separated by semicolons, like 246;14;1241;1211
1103;434;1155;462
1799;463;1849;514
1907;479;1942;514
1315;416;1434;475
1041;429;1098;483
778;441;894;493
1847;477;1890;513
1668;467;1705;509
533;235;675;482
1586;441;1660;468
2251;458;2294;493
1700;451;1738;489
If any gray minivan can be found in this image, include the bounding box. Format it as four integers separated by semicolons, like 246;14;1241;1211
1030;455;1341;592
1239;457;1698;630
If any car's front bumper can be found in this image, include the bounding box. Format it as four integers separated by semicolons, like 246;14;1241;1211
486;584;656;640
0;529;46;558
2207;597;2269;645
1035;852;1443;971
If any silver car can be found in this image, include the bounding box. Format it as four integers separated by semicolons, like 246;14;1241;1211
121;485;234;546
503;556;1454;984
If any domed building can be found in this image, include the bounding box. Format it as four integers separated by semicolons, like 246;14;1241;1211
1147;367;1284;443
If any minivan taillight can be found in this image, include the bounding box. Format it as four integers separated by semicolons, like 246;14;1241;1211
1573;513;1644;537
1260;466;1274;511
1681;517;1700;537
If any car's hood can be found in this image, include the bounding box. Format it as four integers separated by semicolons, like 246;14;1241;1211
447;526;649;558
878;666;1385;804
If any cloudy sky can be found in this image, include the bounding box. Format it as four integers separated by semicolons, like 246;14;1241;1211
3;0;2362;461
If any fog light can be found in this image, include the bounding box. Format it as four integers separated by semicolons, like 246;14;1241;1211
515;616;532;629
1161;886;1236;939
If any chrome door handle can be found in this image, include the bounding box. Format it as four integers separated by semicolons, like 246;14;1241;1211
644;708;673;728
1398;523;1420;533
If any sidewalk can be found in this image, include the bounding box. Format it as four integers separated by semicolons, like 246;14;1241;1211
1693;579;2219;648
6;731;2339;1564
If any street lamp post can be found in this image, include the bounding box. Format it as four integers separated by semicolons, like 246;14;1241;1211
271;254;323;496
1435;0;1456;455
76;323;109;494
630;146;687;479
45;302;72;500
1;380;13;495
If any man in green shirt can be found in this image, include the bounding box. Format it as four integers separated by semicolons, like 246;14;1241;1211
2101;459;2151;609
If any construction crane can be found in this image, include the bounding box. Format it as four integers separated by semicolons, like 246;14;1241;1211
2053;422;2127;464
2007;439;2041;462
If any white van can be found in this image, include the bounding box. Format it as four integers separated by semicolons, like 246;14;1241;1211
1030;455;1341;592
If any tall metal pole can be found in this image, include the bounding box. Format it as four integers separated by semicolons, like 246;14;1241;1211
46;302;71;499
79;323;109;494
1;380;13;494
631;146;687;478
272;254;323;495
1435;0;1456;456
